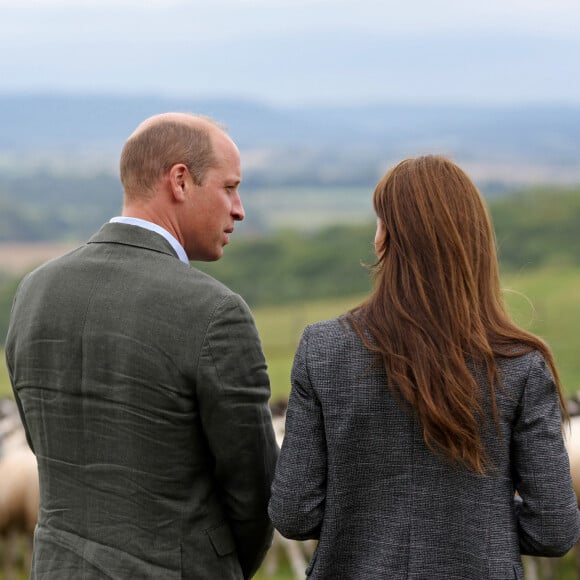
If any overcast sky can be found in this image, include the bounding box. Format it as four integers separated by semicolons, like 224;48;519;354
0;0;578;106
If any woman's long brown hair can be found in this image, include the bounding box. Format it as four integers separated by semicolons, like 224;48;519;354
348;155;566;474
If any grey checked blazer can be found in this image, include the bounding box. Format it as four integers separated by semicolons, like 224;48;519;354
269;317;580;580
6;223;279;580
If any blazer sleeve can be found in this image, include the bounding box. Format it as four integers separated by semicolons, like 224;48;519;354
4;277;36;454
196;293;279;579
268;326;327;541
512;351;580;556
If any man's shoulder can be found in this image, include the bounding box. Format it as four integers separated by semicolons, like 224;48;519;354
167;263;252;317
16;244;86;285
177;263;233;296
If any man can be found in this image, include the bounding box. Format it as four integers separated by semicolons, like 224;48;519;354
5;113;279;579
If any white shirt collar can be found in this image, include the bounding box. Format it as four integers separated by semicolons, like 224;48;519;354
109;217;189;265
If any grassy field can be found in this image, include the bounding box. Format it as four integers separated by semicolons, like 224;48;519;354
256;264;580;402
502;265;580;394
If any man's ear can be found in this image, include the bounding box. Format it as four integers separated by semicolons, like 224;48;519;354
168;163;189;201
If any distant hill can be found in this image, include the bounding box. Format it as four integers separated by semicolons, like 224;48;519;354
0;94;579;187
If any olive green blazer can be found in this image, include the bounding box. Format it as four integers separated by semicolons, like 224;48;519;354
6;222;278;579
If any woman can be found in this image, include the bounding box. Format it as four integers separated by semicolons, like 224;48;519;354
268;155;580;579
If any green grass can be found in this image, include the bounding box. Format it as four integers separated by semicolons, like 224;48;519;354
0;350;8;398
257;265;580;401
502;265;580;394
254;293;364;400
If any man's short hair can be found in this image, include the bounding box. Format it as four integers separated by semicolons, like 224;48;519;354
120;116;221;197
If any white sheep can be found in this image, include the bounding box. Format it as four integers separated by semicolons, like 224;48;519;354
0;399;39;580
563;415;580;578
0;397;29;461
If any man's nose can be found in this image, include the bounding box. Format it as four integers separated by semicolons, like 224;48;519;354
233;193;245;221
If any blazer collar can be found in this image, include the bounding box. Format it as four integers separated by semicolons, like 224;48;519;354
88;222;180;260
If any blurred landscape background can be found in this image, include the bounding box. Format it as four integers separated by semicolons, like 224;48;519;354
1;95;579;390
0;0;579;577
